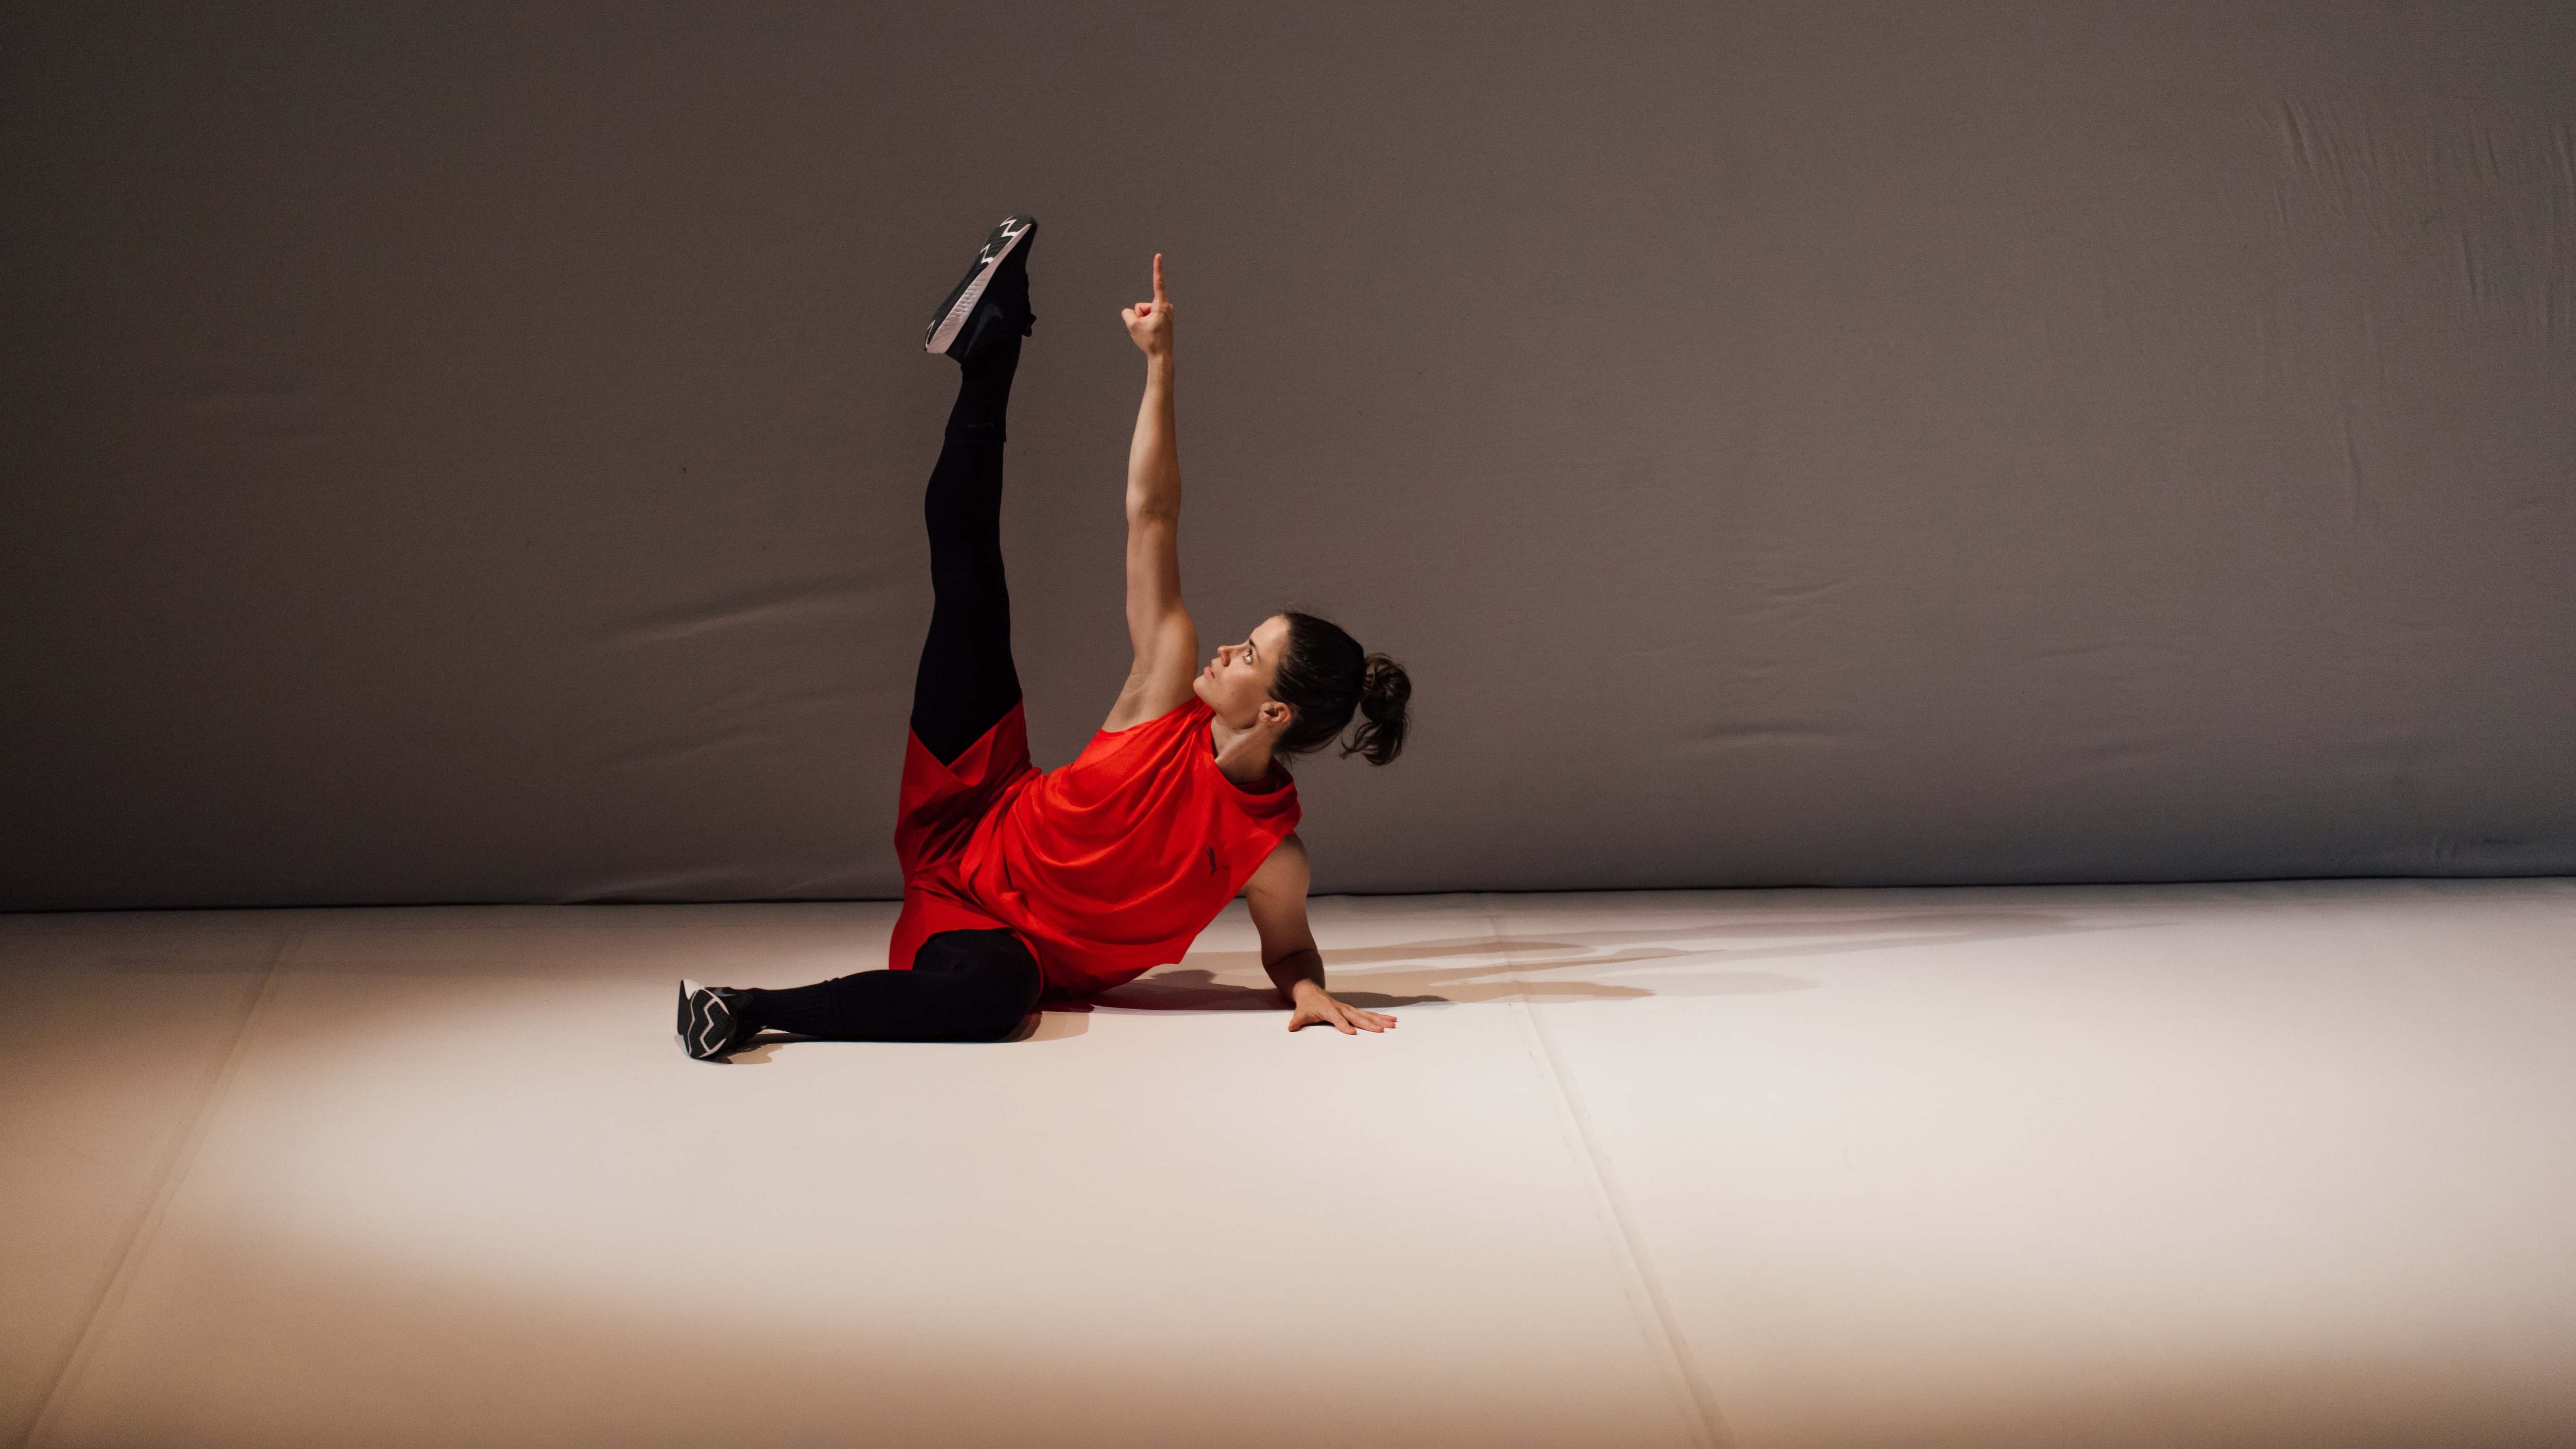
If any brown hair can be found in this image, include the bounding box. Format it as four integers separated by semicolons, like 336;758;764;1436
1270;612;1410;766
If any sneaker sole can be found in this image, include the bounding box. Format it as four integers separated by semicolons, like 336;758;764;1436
923;215;1037;354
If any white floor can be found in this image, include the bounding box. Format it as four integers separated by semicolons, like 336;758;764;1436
4;881;2573;1448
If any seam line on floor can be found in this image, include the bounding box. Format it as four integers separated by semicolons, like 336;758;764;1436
19;927;304;1449
1479;893;1735;1449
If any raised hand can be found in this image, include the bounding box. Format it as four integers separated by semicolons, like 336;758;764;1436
1120;252;1173;359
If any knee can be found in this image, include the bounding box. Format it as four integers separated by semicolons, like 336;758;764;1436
952;980;1038;1042
958;1000;1033;1043
964;960;1042;1042
917;929;1042;1042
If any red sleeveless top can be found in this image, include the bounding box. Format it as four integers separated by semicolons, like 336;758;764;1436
890;698;1301;994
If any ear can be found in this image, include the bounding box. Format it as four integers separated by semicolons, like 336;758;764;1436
1258;699;1293;734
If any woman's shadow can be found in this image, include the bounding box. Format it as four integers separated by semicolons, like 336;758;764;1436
746;910;2119;1050
1058;909;2113;1017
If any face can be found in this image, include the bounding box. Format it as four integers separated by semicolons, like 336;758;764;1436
1194;613;1294;730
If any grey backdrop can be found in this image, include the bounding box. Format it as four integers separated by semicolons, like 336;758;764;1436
5;2;2572;910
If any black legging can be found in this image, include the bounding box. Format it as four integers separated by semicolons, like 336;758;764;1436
737;267;1041;1043
741;928;1038;1043
908;315;1025;766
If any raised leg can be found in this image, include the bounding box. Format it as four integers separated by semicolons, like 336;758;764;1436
910;236;1035;765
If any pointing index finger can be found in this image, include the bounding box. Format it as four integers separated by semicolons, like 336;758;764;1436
1152;252;1166;303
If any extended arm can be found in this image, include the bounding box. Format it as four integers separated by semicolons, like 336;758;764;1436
1103;254;1200;732
1244;834;1398;1035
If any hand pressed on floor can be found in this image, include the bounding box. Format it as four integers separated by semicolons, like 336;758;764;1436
1287;980;1397;1035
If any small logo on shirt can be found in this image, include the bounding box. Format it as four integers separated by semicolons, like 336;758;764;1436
1206;847;1224;877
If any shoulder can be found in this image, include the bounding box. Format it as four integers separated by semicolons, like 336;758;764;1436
1099;689;1208;739
1066;697;1212;775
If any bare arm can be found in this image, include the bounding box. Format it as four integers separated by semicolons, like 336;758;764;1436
1244;834;1398;1035
1102;254;1200;732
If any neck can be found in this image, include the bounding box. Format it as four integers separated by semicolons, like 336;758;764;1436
1208;712;1277;786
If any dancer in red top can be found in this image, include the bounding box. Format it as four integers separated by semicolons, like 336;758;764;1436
677;218;1411;1058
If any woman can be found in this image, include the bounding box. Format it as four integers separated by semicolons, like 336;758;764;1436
677;216;1411;1059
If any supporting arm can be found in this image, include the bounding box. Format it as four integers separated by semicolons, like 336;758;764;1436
1245;836;1398;1035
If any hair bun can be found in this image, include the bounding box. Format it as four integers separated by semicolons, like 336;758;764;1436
1345;653;1411;766
1272;613;1411;770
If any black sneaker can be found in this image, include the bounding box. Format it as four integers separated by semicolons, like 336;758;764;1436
676;979;755;1061
924;214;1037;360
